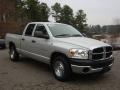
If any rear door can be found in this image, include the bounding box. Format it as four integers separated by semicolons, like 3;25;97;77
21;24;36;54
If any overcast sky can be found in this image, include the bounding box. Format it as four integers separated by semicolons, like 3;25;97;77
39;0;120;25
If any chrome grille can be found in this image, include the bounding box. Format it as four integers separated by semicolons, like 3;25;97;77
91;46;112;60
93;47;104;53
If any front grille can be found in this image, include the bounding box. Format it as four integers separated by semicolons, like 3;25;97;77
92;54;103;60
106;52;112;58
93;48;104;53
106;47;112;52
91;46;112;60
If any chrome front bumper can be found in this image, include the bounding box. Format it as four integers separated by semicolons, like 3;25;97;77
71;64;112;74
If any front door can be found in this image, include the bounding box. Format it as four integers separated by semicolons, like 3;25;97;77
31;24;51;63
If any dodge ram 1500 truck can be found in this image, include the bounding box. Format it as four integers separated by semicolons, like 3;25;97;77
5;22;114;81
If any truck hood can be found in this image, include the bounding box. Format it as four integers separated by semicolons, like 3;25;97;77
55;37;110;50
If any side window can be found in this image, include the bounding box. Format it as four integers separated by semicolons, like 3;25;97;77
34;25;48;37
25;24;35;36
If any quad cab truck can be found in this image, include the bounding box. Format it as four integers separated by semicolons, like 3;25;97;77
5;22;114;81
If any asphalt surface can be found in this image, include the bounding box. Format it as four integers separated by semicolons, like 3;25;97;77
0;49;120;90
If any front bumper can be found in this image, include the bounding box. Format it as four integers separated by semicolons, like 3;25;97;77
69;57;114;74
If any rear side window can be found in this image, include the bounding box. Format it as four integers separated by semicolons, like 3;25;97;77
25;24;35;36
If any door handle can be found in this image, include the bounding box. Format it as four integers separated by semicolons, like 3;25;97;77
21;38;25;41
32;40;36;43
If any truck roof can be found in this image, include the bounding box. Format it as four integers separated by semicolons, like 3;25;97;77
28;22;62;25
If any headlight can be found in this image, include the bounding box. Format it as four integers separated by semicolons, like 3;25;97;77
69;49;89;59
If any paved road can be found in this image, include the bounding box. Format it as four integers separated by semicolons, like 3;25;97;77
0;49;120;90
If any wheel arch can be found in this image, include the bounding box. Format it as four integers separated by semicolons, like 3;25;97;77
9;41;15;49
50;51;68;65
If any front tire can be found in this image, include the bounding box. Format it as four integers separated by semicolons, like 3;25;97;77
9;45;19;61
52;55;71;81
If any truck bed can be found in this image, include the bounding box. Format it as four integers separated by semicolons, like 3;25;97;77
5;33;22;49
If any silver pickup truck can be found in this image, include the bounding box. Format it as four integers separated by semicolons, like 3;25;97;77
6;22;114;81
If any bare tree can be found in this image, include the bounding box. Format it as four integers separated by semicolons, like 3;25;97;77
0;0;16;23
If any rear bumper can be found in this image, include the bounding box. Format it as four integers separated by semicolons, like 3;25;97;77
69;57;114;74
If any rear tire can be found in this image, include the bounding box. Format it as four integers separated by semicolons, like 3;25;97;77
9;45;19;61
52;55;71;81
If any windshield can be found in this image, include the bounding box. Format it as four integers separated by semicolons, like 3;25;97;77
48;24;83;38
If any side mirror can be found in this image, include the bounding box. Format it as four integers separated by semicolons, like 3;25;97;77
42;35;49;39
34;31;49;39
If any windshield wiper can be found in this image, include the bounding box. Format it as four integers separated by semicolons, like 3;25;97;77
55;34;71;37
71;34;82;37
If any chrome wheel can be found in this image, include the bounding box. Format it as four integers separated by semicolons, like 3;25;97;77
54;61;65;77
52;56;72;81
10;49;15;59
9;46;19;61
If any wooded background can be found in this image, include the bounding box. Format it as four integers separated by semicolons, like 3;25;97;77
0;0;120;40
